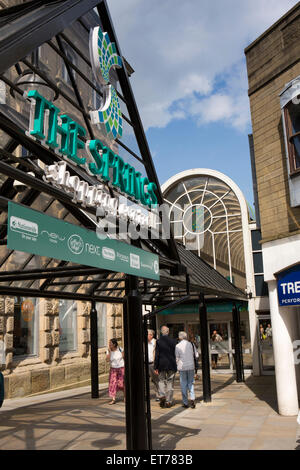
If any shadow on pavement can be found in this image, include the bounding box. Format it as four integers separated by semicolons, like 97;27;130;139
244;375;278;413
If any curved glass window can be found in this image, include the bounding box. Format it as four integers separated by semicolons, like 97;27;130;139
163;172;248;290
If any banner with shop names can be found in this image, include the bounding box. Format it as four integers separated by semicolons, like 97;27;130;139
7;202;160;281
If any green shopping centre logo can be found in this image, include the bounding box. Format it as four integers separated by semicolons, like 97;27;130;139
90;26;123;141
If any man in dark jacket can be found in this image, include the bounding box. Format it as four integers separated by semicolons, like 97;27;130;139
154;325;177;408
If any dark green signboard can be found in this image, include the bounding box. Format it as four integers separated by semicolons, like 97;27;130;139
7;202;160;281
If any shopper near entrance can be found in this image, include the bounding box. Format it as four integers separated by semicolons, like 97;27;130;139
154;325;177;408
106;339;125;405
176;331;198;408
211;330;222;369
147;329;160;401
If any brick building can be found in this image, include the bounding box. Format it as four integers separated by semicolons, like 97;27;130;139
245;2;300;415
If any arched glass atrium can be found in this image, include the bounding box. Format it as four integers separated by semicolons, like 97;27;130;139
162;169;252;291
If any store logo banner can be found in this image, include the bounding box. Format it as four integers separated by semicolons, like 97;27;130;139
89;26;123;140
277;265;300;306
7;202;159;281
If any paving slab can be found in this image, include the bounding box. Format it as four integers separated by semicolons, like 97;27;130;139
216;436;255;450
0;373;299;450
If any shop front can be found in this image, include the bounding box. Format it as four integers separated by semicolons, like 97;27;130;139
157;300;252;373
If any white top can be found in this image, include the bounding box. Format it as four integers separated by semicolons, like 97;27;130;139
148;338;156;363
108;347;124;368
175;339;198;371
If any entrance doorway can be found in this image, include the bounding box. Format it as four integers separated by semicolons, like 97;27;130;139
257;315;274;375
209;321;233;371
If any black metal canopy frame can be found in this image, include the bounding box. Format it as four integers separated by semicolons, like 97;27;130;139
0;0;247;450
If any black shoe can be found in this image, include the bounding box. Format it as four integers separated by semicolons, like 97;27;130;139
182;404;189;408
190;400;196;409
165;402;172;408
159;397;166;408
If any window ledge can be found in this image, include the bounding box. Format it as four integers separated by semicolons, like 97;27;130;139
12;356;43;369
289;168;300;178
59;351;80;361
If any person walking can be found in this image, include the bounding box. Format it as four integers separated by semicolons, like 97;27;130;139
176;331;198;408
147;329;160;401
154;325;177;408
211;330;222;369
106;339;125;405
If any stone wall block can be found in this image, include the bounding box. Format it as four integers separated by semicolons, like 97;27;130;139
53;347;59;362
53;317;60;331
98;360;105;374
107;316;115;330
41;347;50;363
82;303;90;316
31;369;50;394
81;330;90;344
78;316;87;330
0;316;4;333
4;297;14;315
4;333;13;351
43;333;52;348
6;316;14;333
65;363;86;385
52;331;60;346
0;298;5;315
43;316;51;331
50;366;65;389
115;328;122;339
5;352;13;368
115;317;122;328
8;372;31;398
79;344;87;356
45;300;56;316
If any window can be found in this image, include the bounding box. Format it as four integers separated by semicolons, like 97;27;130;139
97;303;107;348
284;101;300;174
13;297;39;357
59;300;77;353
251;228;268;297
255;275;269;297
62;48;77;85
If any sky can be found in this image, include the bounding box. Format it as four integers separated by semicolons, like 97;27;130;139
107;0;298;208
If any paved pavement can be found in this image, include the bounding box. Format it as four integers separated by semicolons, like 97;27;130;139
0;373;299;450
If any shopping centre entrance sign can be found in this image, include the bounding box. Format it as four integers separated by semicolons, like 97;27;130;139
7;202;160;281
277;265;300;306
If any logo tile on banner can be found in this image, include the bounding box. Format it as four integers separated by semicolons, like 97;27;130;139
89;26;123;140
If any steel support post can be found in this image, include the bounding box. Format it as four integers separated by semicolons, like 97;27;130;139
122;283;132;450
90;299;99;398
232;304;245;383
143;315;153;450
124;275;148;450
199;294;211;402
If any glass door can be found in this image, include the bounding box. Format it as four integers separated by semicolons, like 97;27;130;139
187;322;201;364
208;322;233;371
166;323;185;340
257;315;274;374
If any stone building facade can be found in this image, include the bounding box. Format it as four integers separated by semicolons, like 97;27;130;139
1;298;123;398
0;1;125;399
245;3;300;415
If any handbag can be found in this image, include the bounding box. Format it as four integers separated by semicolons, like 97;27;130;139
190;342;199;373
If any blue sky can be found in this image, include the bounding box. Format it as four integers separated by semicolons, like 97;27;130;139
108;0;298;209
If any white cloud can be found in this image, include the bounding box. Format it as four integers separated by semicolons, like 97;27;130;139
108;0;297;132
